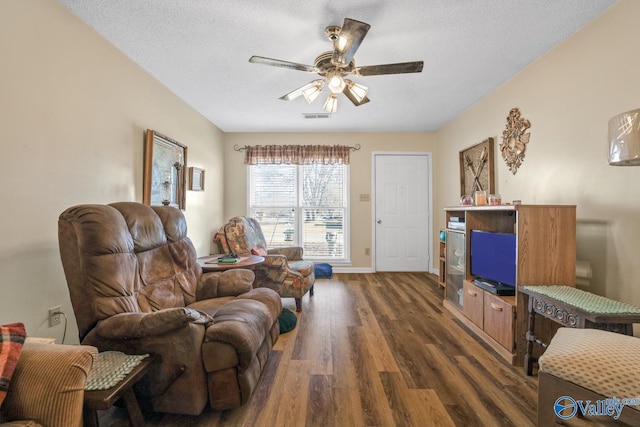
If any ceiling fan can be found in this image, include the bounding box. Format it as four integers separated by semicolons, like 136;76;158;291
249;18;424;113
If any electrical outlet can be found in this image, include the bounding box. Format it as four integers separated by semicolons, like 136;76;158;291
49;306;61;327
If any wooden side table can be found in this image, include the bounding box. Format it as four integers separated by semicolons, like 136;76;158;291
519;285;640;376
83;353;154;427
198;254;264;272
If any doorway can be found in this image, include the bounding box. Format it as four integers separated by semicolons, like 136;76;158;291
373;153;432;272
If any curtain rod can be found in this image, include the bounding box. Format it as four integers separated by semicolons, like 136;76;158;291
233;144;361;152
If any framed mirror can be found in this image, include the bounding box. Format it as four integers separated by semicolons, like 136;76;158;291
143;129;187;210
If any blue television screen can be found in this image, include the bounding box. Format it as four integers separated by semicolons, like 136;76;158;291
470;230;516;286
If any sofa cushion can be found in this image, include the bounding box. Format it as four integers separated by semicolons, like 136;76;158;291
0;323;26;406
539;327;640;399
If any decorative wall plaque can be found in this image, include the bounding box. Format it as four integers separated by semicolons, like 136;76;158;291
500;107;531;174
459;137;495;197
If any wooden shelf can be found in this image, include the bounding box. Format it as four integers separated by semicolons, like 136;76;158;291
442;204;576;366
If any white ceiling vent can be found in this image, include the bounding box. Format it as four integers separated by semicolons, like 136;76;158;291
303;113;331;119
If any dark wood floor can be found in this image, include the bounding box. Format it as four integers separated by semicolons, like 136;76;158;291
97;273;621;426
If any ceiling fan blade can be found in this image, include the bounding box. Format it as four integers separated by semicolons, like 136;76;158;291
279;80;323;101
249;56;317;72
356;61;424;76
332;18;370;66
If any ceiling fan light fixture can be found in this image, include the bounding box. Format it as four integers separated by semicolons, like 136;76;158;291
344;79;368;103
302;82;323;104
327;72;346;94
250;17;423;113
324;94;338;113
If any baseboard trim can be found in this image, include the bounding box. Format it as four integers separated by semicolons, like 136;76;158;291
332;267;375;274
331;267;438;274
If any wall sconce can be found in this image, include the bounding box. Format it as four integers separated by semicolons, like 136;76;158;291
608;108;640;166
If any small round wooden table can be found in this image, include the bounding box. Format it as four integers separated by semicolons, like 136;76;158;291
197;255;265;273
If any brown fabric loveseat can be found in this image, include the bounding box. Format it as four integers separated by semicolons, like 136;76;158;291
58;202;282;415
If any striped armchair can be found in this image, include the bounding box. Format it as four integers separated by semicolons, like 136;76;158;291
219;216;315;311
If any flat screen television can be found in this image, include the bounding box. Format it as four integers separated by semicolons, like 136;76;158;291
470;230;516;286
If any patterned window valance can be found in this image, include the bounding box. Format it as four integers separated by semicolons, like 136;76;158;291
235;144;360;165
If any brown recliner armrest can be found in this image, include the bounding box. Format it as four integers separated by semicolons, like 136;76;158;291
94;308;211;339
203;298;277;370
1;342;97;427
197;269;254;300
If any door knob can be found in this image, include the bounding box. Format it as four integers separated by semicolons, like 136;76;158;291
377;219;382;224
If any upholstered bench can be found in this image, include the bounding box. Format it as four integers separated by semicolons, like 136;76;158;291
537;328;640;426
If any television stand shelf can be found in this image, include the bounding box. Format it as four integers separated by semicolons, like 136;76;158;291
443;204;576;366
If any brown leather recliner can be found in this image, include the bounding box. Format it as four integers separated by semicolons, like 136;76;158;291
58;202;282;415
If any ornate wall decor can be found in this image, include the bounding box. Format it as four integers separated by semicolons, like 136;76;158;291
500;108;531;174
459;137;495;196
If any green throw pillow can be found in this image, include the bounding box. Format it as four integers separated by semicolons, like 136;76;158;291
278;308;297;334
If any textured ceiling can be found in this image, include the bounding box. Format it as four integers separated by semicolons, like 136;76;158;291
58;0;616;133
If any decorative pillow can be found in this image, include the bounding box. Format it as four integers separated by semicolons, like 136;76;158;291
0;322;27;406
278;308;297;334
251;247;268;256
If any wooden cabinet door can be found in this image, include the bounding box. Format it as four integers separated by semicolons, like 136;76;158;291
462;281;483;328
483;294;515;351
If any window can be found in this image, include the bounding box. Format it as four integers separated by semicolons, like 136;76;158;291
248;163;349;262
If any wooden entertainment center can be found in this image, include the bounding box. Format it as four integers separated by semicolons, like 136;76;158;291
442;204;576;366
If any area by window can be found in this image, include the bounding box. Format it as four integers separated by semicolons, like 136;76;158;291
248;163;349;262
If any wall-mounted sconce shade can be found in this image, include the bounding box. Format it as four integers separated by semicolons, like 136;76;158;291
324;94;338;113
609;108;640;166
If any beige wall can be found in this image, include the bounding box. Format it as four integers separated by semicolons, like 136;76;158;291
435;0;640;305
223;133;436;268
0;0;225;342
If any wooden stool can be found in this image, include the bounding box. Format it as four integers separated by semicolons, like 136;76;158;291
83;352;153;427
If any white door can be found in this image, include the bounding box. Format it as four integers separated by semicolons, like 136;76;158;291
374;154;431;272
